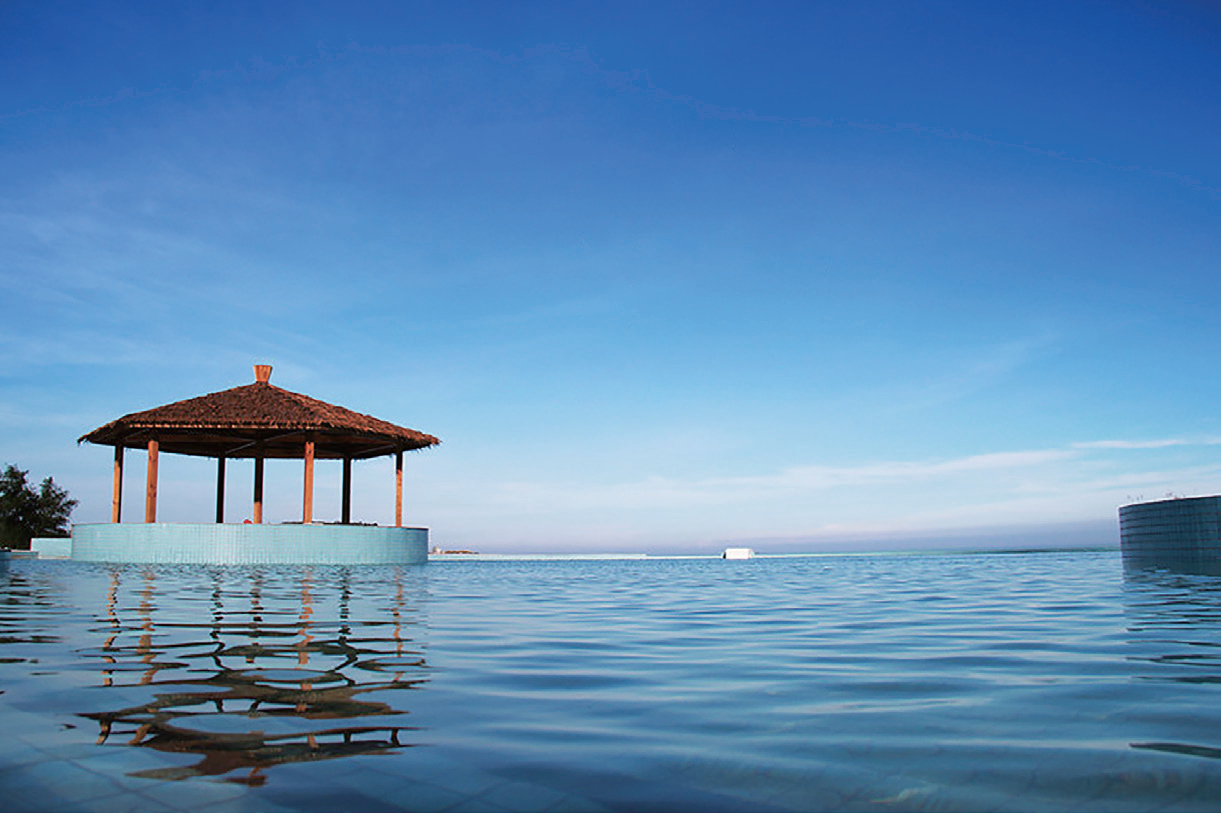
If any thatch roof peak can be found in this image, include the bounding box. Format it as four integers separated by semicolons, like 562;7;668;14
80;366;439;460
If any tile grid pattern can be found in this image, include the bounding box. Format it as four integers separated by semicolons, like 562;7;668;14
70;524;428;564
1120;496;1221;570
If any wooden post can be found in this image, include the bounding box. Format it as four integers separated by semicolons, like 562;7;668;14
303;438;315;525
144;439;159;523
253;454;264;524
341;456;352;524
395;450;403;528
215;455;226;524
111;445;124;523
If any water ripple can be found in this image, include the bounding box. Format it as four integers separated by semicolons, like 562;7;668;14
3;552;1221;810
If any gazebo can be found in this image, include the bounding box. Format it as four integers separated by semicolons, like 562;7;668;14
70;365;440;564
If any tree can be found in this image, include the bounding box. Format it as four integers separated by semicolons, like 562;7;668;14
0;464;78;549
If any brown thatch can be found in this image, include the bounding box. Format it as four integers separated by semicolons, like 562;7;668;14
79;367;439;460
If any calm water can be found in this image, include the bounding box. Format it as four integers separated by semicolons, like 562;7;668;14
2;550;1221;812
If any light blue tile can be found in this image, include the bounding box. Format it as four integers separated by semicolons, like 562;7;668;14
72;524;429;566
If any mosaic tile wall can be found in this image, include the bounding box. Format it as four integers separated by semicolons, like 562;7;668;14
1120;495;1221;573
70;523;428;565
30;538;72;559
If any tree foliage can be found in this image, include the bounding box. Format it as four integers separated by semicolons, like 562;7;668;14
0;464;78;549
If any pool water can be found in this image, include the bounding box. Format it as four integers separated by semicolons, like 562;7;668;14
2;550;1221;811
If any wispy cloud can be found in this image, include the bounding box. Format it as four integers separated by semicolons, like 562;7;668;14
481;436;1221;526
885;334;1060;412
432;438;1198;548
489;447;1076;513
1072;438;1221;450
5;40;1214;198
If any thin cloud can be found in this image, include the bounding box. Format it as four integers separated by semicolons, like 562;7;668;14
1073;438;1221;450
489;447;1076;513
886;335;1060;412
4;40;1215;198
486;437;1221;520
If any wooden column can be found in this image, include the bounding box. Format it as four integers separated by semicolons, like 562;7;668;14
341;456;352;525
144;439;159;523
395;450;403;528
303;438;315;525
253;454;264;524
111;445;124;523
215;455;226;524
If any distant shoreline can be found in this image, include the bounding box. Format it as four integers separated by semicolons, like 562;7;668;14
429;546;1117;562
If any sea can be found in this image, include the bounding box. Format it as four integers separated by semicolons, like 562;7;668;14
2;548;1220;812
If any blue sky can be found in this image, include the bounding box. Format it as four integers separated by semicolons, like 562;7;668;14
2;1;1219;552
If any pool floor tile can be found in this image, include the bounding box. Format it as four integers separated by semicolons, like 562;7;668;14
42;790;178;813
0;745;52;770
75;747;189;777
315;756;512;808
364;781;470;812
194;794;300;813
539;793;611;812
472;780;570;811
28;742;111;763
132;777;252;811
261;787;409;813
441;797;513;813
5;759;129;804
0;782;52;813
411;766;507;798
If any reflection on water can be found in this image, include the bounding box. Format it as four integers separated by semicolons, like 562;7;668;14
1123;563;1221;763
6;552;1221;811
77;566;428;785
1124;548;1221;578
0;568;62;664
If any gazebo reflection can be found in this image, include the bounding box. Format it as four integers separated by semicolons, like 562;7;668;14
81;566;428;786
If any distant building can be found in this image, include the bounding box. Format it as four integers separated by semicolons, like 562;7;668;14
1120;495;1221;575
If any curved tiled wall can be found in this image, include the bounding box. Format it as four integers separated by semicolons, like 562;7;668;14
1119;496;1221;574
71;523;429;565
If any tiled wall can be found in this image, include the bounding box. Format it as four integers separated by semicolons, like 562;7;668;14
31;538;72;559
1119;496;1221;573
71;523;429;565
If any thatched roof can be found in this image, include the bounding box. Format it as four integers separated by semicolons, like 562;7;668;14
79;366;439;460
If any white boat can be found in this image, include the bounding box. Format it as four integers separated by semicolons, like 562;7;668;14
722;547;755;560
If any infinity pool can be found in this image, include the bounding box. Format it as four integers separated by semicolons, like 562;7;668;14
2;550;1220;811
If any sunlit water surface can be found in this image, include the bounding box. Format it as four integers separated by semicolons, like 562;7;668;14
2;550;1221;811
